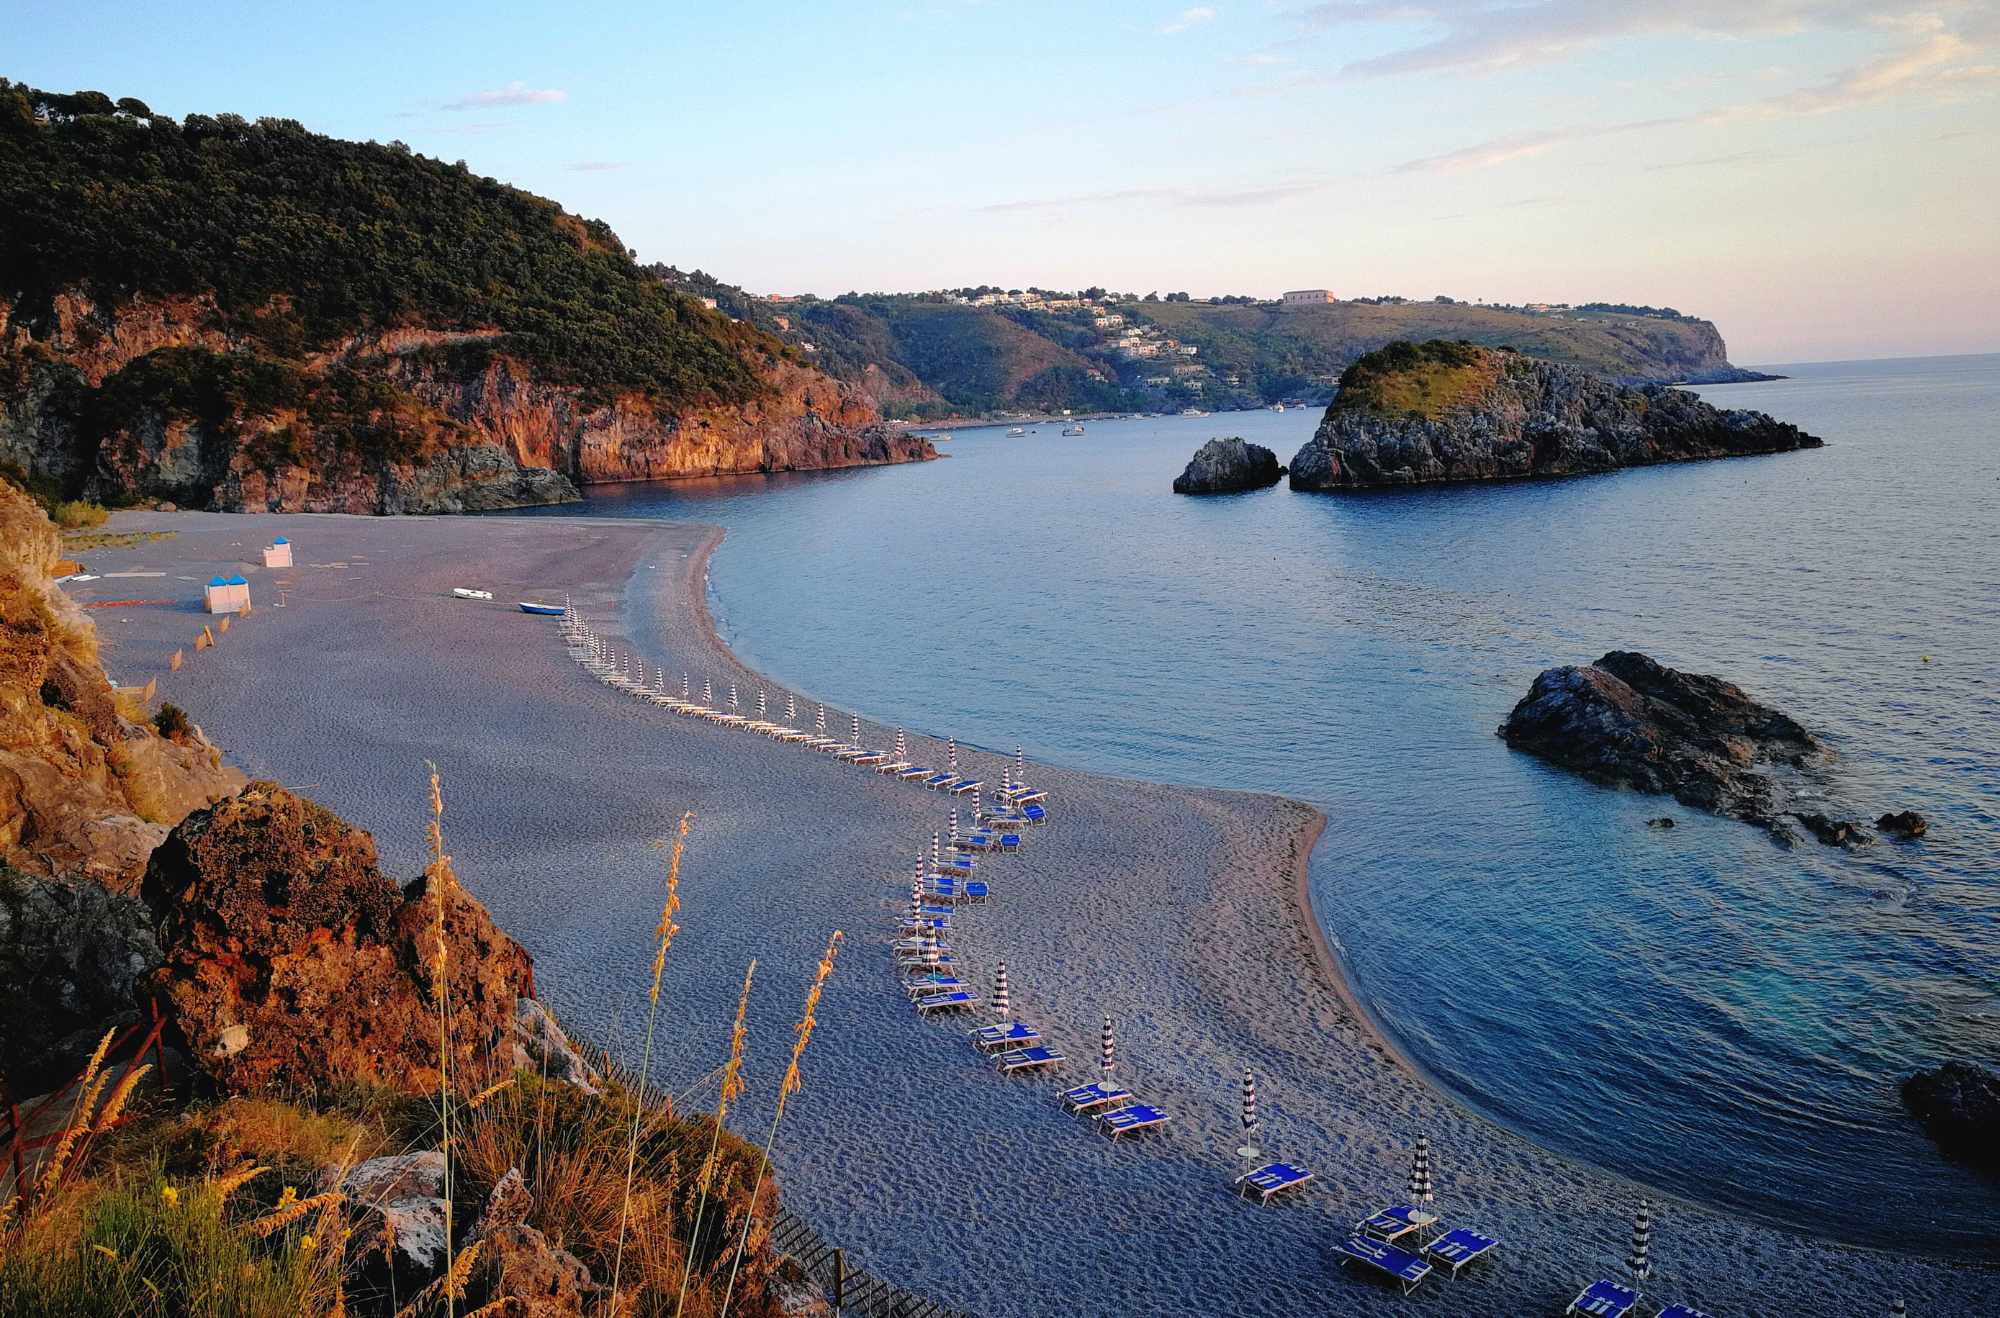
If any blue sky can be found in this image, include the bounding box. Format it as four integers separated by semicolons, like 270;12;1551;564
10;1;1998;361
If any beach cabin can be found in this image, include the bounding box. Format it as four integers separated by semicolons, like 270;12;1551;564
203;574;250;614
261;536;292;568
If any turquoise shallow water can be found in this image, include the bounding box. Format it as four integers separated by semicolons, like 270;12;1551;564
524;353;2000;1253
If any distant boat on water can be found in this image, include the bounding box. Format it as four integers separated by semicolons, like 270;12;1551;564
518;602;565;616
1180;408;1206;417
1062;424;1086;436
1007;427;1028;437
1271;403;1286;412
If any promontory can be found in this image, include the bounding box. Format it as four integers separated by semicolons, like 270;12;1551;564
1289;340;1820;492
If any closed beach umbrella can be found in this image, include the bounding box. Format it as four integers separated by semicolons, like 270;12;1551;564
923;921;940;969
947;738;957;771
932;832;941;869
1628;1201;1653;1283
703;677;712;705
1100;1015;1115;1083
729;682;739;712
817;705;827;736
682;673;691;700
1240;1068;1259;1139
757;689;767;718
895;728;907;760
1409;1136;1434;1220
786;693;796;724
972;787;983;823
1016;746;1026;785
907;875;921;924
990;961;1010;1021
851;714;861;745
949;809;959;844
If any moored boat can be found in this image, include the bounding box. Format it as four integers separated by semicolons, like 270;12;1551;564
518;601;565;616
1062;424;1085;436
452;587;494;600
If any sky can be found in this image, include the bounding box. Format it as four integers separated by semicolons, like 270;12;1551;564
8;0;1999;362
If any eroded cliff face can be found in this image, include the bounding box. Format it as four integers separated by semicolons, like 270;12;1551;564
1;291;935;513
0;479;243;891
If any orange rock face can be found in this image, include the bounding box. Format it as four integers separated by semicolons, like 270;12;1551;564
141;782;536;1097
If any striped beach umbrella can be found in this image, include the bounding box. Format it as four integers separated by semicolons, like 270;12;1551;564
681;673;691;700
1628;1201;1653;1283
787;693;796;724
816;705;827;737
1015;746;1026;785
894;728;907;760
729;682;739;712
947;738;958;771
948;809;959;844
1409;1136;1434;1220
922;921;940;969
1100;1016;1115;1082
990;961;1010;1021
1240;1069;1259;1139
702;677;712;705
932;832;941;869
972;787;983;823
757;689;767;718
907;874;921;924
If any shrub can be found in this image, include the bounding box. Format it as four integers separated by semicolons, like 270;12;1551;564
49;500;107;530
151;703;190;741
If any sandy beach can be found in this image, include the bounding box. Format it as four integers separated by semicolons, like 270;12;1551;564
70;508;1998;1317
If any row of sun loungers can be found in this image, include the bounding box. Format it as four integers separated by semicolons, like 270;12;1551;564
1567;1283;1717;1318
1334;1208;1502;1296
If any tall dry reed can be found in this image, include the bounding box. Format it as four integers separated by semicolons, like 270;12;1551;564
719;929;841;1316
673;958;755;1318
612;811;692;1304
422;762;458;1318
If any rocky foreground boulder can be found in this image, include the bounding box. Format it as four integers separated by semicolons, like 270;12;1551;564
141;781;538;1096
1171;437;1283;494
1290;340;1820;491
1901;1062;2000;1170
1500;651;1824;830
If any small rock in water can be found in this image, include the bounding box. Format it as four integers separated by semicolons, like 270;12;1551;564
1901;1062;2000;1171
1792;812;1869;847
1877;810;1928;839
1171;437;1283;494
1646;816;1676;829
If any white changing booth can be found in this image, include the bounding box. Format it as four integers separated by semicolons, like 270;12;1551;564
203;574;250;614
261;536;292;568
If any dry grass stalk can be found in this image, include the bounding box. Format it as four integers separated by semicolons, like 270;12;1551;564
612;812;693;1299
423;761;459;1317
393;1238;482;1318
673;958;756;1318
720;930;842;1316
244;1190;343;1238
218;615;230;634
214;1162;269;1199
37;1066;113;1195
92;1062;151;1132
466;1077;515;1112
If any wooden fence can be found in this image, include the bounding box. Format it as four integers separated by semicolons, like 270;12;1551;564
768;1204;977;1318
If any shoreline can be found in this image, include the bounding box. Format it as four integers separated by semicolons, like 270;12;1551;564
70;507;2000;1315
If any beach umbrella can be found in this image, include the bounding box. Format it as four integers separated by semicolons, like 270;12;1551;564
703;677;713;705
972;787;983;823
1238;1068;1261;1159
990;961;1010;1022
787;693;796;724
1409;1136;1435;1223
757;689;767;718
681;673;690;700
907;871;922;924
947;738;958;771
895;728;907;760
729;682;739;712
851;714;861;745
1100;1015;1115;1083
1016;746;1026;785
817;705;827;737
922;921;940;969
1628;1201;1653;1284
949;809;959;844
932;832;941;869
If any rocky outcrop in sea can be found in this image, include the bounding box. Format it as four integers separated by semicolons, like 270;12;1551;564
1901;1062;2000;1170
1499;651;1825;831
1290;342;1821;491
1171;437;1283;494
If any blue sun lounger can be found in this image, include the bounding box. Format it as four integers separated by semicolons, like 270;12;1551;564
914;991;973;1014
1655;1305;1718;1318
1022;803;1048;824
1357;1204;1430;1243
1334;1235;1431;1295
965;880;990;903
903;975;964;999
970;1021;1040;1052
1236;1162;1314;1203
1422;1228;1499;1276
1097;1103;1169;1138
1058;1082;1131;1114
995;1045;1064;1073
923;772;959;790
1567;1280;1640;1317
896;765;933;781
998;834;1022;852
949;778;981;795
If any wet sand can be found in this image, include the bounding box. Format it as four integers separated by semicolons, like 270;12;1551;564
73;509;1999;1316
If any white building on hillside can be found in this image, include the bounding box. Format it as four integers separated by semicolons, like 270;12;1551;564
1282;289;1336;305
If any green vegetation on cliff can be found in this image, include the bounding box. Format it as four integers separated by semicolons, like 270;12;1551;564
0;82;776;410
1332;339;1496;419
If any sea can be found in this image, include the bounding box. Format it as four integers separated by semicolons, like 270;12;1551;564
526;353;2000;1254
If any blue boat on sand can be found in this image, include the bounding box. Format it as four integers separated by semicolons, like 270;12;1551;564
518;602;565;616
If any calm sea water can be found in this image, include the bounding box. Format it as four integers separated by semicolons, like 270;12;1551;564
528;354;2000;1253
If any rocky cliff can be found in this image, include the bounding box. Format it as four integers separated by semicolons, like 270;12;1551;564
0;84;934;512
1290;340;1820;492
0;477;242;889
